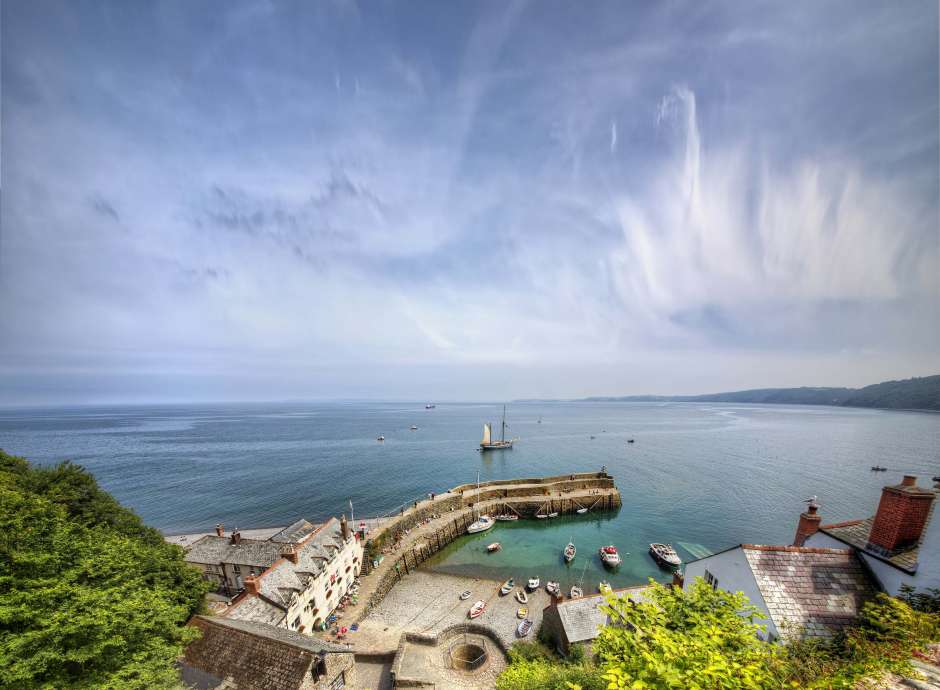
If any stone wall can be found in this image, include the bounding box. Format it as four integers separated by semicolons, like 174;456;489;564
390;623;510;686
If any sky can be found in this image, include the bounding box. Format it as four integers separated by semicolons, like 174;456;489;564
1;1;938;405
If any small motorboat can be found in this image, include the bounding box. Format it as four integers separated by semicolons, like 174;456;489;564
500;579;515;596
526;576;540;591
459;590;472;600
425;404;435;409
545;581;560;596
569;585;583;599
599;581;612;594
576;507;588;514
468;600;486;619
376;435;385;441
467;515;495;533
649;543;682;568
517;618;533;637
599;545;622;567
487;542;502;553
871;466;887;472
517;607;528;619
627;438;635;443
494;514;519;521
515;590;528;604
564;541;576;563
410;425;418;431
548;512;559;518
590;435;595;440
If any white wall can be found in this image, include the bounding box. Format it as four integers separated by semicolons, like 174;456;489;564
284;536;364;634
684;547;778;640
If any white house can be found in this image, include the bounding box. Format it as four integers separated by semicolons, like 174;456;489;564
798;475;939;596
683;544;877;641
224;515;364;635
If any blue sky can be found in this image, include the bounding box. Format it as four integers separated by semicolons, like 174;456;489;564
1;1;938;404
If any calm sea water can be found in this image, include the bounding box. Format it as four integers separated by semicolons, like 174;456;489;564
1;402;937;589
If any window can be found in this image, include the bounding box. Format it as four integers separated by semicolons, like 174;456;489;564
292;616;301;629
233;564;241;573
704;570;719;590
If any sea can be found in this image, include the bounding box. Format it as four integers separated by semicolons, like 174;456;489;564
1;401;937;591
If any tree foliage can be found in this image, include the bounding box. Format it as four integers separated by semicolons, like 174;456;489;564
593;579;775;690
0;450;209;689
496;639;606;690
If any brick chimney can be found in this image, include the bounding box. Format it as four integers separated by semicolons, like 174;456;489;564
340;514;350;541
281;543;298;564
215;523;224;537
230;529;242;546
793;503;821;546
243;574;261;595
867;476;936;555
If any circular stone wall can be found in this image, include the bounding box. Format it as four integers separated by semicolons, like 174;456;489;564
448;642;487;671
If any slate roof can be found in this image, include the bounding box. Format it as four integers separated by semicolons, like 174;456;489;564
184;535;282;568
741;545;878;639
256;518;347;607
269;519;318;544
225;591;287;627
554;586;648;644
182;616;348;690
820;517;920;574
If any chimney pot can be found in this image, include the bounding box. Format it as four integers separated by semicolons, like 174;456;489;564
215;523;224;537
281;543;298;564
902;475;917;487
868;477;935;553
793;504;822;546
244;575;261;595
341;514;350;541
230;530;242;545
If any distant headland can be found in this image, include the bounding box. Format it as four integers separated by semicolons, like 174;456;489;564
521;374;940;411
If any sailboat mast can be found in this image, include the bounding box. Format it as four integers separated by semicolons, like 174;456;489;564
501;405;506;442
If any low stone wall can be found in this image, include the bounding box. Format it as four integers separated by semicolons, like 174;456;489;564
391;623;510;687
450;471;610;494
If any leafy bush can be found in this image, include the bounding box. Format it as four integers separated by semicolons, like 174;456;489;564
898;583;940;614
0;450;209;689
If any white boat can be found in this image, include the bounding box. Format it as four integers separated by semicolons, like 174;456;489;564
500;579;514;596
487;542;501;552
564;541;576;563
569;585;583;598
599;545;622;567
649;543;682;568
576;507;588;514
536;513;548;519
376;435;385;441
468;515;495;533
468;600;486;619
494;514;519;521
515;590;528;604
480;405;515;450
410;425;418;431
545;581;560;595
459;590;472;600
547;512;559;518
425;404;435;409
526;576;540;591
517;618;533;637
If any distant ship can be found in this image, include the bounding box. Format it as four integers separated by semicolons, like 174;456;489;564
425;404;436;409
480;405;515;451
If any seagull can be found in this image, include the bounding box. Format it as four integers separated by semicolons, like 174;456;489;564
804;496;818;506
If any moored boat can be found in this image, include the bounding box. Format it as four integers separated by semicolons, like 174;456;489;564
545;581;560;595
487;542;501;552
515;589;528;604
599;545;622;567
468;600;486;619
377;435;385;441
547;512;559;518
517;607;528;619
564;540;576;563
599;581;612;594
500;579;515;596
468;515;495;533
576;507;588;514
526;576;540;591
569;585;583;598
459;590;472;600
410;425;418;430
494;514;519;521
480;405;515;450
649;543;682;568
517;618;533;637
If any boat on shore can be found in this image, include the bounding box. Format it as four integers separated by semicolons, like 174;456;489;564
480;405;515;451
468;600;486;619
545;581;560;596
569;585;583;598
515;590;528;604
517;618;533;637
599;545;622;567
526;576;540;591
487;542;501;552
649;543;682;568
459;590;472;600
500;579;515;596
517;607;528;619
494;514;519;522
564;540;576;563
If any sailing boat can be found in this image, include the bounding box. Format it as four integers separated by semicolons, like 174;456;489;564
480;405;514;450
467;471;495;534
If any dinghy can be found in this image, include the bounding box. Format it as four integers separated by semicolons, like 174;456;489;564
599;581;612;594
564;540;576;563
547;512;559;518
500;579;515;596
515;590;528;604
459;590;472;600
517;618;533;637
569;585;583;598
599;545;622;567
494;514;519;521
526;576;540;591
545;581;560;595
576;507;588;514
517;607;528;619
487;542;501;553
468;600;486;619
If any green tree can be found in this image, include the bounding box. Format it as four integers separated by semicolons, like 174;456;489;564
593;579;776;690
0;450;209;689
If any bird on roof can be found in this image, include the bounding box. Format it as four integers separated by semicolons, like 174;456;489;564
804;496;818;506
